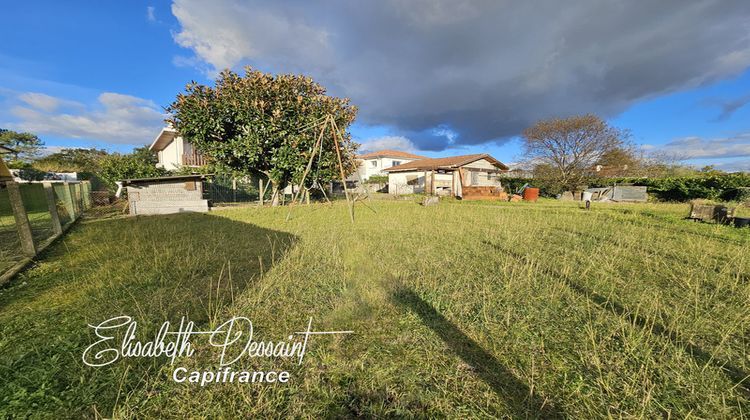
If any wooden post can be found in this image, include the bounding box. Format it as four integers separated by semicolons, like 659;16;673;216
7;182;36;257
329;117;354;223
286;117;327;221
59;182;74;221
232;178;237;202
42;182;63;235
65;182;78;219
430;170;435;196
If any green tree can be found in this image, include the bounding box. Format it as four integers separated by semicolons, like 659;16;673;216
167;67;359;205
33;148;108;173
97;146;166;192
0;129;44;166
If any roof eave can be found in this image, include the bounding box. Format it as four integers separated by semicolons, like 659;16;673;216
149;127;177;151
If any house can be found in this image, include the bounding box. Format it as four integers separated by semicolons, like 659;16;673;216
149;126;207;171
355;150;426;181
383;153;509;199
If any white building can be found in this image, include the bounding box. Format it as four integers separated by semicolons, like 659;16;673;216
384;154;509;199
149;126;206;171
355;150;426;181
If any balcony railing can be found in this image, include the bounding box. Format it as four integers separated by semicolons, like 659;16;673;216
182;152;207;167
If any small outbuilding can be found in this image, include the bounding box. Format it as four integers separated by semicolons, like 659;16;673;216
123;174;211;216
583;185;648;203
383;153;509;199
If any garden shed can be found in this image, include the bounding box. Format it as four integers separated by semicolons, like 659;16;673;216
123;174;210;216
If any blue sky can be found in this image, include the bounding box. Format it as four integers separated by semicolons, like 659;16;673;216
1;1;749;171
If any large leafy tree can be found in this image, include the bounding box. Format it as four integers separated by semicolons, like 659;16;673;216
0;129;43;167
166;67;359;205
522;115;628;191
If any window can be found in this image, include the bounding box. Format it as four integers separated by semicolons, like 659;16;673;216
471;171;478;185
371;161;378;168
392;160;402;167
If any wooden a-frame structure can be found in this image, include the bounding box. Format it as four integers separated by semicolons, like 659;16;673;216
286;114;371;223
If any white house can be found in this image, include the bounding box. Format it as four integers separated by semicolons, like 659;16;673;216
355;150;426;181
383;153;509;198
149;126;206;171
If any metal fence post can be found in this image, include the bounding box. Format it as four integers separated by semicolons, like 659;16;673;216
6;182;36;257
43;182;63;235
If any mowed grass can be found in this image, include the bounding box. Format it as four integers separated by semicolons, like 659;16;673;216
1;199;749;418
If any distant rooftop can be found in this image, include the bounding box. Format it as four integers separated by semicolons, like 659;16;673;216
383;153;509;172
357;149;426;160
0;145;16;154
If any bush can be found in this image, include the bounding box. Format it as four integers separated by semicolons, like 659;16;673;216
97;149;167;193
502;173;750;202
365;175;388;184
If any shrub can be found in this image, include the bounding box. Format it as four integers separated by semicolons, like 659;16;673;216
503;173;750;201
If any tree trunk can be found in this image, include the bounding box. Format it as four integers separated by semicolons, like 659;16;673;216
271;181;281;206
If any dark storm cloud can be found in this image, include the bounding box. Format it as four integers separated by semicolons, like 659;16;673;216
171;0;750;150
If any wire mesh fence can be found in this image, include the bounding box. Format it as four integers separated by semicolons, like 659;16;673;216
19;183;55;247
0;180;91;279
203;174;267;205
0;186;20;275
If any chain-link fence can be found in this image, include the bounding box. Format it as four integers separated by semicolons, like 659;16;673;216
0;180;91;281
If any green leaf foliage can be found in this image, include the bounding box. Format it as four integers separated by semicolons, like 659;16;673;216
501;173;750;201
97;147;167;192
166;67;359;191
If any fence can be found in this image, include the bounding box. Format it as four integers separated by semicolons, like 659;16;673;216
0;180;91;283
203;174;266;205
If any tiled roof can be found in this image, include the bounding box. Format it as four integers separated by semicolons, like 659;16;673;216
383;154;509;172
357;149;426;159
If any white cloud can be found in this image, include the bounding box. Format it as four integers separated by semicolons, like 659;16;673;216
171;0;332;73
9;92;165;144
168;0;750;151
18;92;81;113
659;134;750;160
357;136;418;153
710;159;750;172
146;6;156;22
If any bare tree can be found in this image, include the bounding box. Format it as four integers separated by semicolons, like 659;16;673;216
522;114;628;191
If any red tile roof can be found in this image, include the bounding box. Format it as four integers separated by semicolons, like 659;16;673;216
357;149;426;159
383;154;509;172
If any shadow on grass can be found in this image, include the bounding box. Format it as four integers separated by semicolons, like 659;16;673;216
0;212;297;418
482;240;750;396
392;287;564;418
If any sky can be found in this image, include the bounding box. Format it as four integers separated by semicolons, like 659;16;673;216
1;0;750;171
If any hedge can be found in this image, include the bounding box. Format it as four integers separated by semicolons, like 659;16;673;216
500;173;750;202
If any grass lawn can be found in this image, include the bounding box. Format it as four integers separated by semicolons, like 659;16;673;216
0;199;748;418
